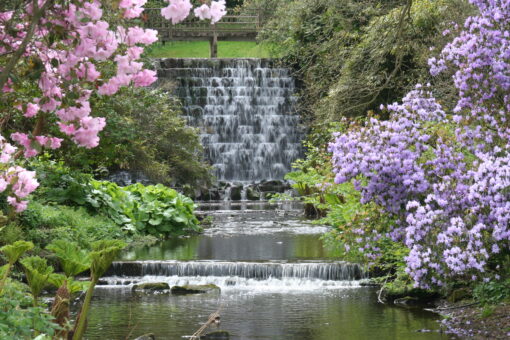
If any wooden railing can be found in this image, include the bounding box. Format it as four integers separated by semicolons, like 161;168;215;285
143;8;263;43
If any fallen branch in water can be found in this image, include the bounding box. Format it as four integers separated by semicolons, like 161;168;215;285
377;276;389;304
190;305;223;340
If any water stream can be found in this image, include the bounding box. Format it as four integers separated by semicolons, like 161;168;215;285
85;59;451;339
86;202;450;340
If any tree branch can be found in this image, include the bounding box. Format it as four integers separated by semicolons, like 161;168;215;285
0;0;53;91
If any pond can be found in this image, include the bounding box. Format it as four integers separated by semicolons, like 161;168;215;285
85;201;452;340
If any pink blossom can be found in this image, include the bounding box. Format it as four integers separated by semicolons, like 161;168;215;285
0;10;13;22
11;132;31;148
58;123;76;136
210;0;226;24
126;27;158;45
0;141;16;163
2;78;13;93
127;46;144;60
115;54;143;75
98;81;120;96
161;0;192;24
119;0;147;19
194;4;211;20
40;98;61;112
133;69;157;87
7;196;28;213
55;100;91;121
24;103;40;118
81;0;103;21
35;136;48;146
73;116;106;148
0;178;8;192
12;169;39;198
49;137;63;149
76;62;101;82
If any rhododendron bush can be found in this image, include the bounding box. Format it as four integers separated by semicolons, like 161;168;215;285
0;0;225;213
329;0;510;288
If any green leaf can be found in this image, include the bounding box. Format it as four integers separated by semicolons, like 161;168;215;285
1;241;34;264
49;274;90;295
148;217;163;225
20;256;54;299
46;240;91;277
89;240;126;280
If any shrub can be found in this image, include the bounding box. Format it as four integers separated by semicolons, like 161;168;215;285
0;280;59;339
86;181;201;237
19;202;124;248
474;280;510;306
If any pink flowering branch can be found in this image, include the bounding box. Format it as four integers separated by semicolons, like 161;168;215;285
0;0;226;214
0;0;52;91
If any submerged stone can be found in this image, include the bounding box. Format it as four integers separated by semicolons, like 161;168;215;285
170;284;221;295
132;282;170;293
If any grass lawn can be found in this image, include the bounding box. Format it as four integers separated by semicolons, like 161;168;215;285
145;41;273;58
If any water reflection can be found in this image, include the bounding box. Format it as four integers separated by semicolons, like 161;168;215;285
86;288;452;340
121;234;338;261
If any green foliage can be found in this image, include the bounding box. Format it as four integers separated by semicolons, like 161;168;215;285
282;123;411;285
86;181;201;237
50;86;211;189
260;0;472;123
473;279;510;306
19;202;124;248
48;273;90;295
30;158;91;206
19;160;201;244
0;240;34;264
19;256;55;303
0;223;25;245
46;240;91;277
72;240;126;340
89;240;126;280
0;280;59;339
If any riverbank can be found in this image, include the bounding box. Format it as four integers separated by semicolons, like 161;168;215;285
433;301;510;339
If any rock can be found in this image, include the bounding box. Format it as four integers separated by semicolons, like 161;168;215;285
258;180;287;193
200;331;230;340
134;333;156;340
171;284;221;295
132;282;170;293
448;288;472;303
229;185;242;201
359;279;380;287
246;187;260;200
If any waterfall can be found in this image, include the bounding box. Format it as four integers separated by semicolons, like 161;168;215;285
105;260;365;281
157;58;303;182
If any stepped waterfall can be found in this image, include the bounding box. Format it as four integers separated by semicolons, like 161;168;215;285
106;260;365;281
86;58;433;340
157;58;303;182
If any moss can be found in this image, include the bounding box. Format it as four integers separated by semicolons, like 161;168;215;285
170;284;221;295
132;282;170;292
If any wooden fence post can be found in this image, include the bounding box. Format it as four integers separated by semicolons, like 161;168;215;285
210;24;218;58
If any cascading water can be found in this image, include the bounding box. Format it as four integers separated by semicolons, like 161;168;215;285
105;260;365;280
100;260;365;291
85;60;444;340
157;58;303;182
